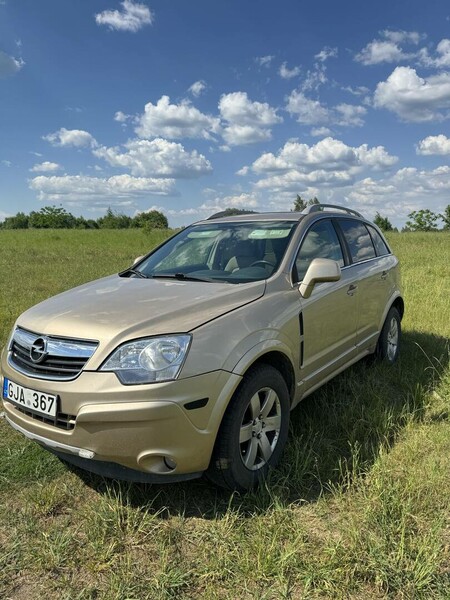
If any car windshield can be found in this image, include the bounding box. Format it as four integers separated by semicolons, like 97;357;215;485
128;220;298;283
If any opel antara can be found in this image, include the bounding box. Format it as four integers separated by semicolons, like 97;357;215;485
1;205;403;491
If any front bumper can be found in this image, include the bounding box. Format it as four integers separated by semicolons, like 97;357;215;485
0;356;242;478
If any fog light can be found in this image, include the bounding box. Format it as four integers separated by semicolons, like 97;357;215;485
79;449;95;459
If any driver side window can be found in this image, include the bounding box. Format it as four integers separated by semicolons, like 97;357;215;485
294;220;344;282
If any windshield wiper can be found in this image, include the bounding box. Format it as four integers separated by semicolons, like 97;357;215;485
119;267;148;279
151;273;214;282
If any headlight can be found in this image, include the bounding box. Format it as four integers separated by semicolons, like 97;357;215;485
100;335;191;385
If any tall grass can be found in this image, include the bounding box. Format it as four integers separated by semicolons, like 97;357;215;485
0;229;449;599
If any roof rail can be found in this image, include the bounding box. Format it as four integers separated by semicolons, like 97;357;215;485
301;204;364;218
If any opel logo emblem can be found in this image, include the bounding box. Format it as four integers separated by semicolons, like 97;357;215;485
30;337;48;364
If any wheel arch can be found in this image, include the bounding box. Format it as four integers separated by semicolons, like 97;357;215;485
391;296;404;320
233;346;296;407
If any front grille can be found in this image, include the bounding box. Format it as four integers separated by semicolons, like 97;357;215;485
12;405;76;430
8;327;98;381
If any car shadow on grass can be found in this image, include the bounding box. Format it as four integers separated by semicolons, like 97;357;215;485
53;329;450;518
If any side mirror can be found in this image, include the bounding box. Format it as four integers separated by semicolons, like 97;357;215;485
133;255;144;265
299;258;341;299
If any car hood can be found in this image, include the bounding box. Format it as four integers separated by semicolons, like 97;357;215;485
16;275;265;355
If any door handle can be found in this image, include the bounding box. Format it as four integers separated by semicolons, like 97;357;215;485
347;284;358;296
381;270;388;280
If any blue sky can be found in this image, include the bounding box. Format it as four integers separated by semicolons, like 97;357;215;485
1;0;450;227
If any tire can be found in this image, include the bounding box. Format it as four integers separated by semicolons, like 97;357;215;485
376;306;401;364
207;364;290;492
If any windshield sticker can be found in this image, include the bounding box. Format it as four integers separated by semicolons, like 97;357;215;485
249;229;291;239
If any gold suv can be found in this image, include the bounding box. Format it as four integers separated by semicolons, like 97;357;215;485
1;205;403;490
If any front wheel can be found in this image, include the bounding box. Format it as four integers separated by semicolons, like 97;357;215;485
207;364;290;492
376;306;401;364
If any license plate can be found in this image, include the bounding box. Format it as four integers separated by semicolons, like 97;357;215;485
2;378;57;418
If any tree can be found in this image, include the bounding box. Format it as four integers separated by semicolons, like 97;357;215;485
97;207;132;229
441;205;450;230
29;206;76;229
132;210;168;229
293;195;307;211
1;212;29;229
373;212;393;232
75;216;99;229
292;195;320;211
405;209;440;232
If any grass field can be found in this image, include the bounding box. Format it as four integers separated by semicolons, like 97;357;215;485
0;229;449;599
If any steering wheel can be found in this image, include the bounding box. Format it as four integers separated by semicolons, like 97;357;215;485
250;260;275;269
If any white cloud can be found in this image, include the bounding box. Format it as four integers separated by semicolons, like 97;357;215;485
416;134;450;155
286;91;329;125
188;80;207;97
419;39;450;68
301;63;327;92
1;160;12;167
93;138;212;178
315;47;338;62
433;39;450;67
114;110;131;123
245;138;397;193
374;66;450;122
348;165;450;218
95;0;153;33
166;206;203;218
217;193;259;208
29;174;174;203
0;51;24;77
335;103;367;127
255;55;274;68
382;29;424;45
44;127;97;148
355;144;398;169
264;139;395;172
342;85;370;97
356;41;412;66
310;126;332;137
236;166;249;176
279;62;301;79
355;29;423;65
30;161;62;173
195;193;260;216
287;91;366;128
219;91;282;145
135;95;220;140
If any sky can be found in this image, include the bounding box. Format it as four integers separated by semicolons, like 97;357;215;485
1;0;450;228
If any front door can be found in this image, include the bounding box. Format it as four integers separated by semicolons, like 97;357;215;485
294;219;358;392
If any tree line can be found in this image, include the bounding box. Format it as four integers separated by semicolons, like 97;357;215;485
2;200;449;232
0;206;169;230
294;195;450;232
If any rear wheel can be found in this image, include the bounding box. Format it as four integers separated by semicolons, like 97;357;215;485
207;364;290;491
376;306;401;364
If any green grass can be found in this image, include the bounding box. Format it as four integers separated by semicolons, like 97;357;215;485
0;229;449;599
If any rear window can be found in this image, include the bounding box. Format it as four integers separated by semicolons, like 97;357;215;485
367;225;390;256
338;219;376;264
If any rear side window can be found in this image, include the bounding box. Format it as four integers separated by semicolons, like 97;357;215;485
338;219;376;264
295;219;344;281
367;225;390;256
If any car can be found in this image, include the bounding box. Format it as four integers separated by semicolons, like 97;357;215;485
1;204;403;491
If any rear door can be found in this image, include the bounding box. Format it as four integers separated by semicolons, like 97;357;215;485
336;219;396;351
